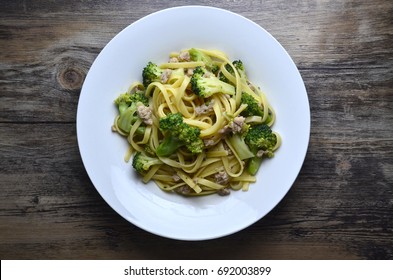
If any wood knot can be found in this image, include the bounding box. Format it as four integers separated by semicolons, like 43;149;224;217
57;64;85;91
31;195;39;204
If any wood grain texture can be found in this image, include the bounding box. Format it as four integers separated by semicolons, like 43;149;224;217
1;0;392;259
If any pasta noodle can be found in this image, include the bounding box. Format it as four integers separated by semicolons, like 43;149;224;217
112;48;281;196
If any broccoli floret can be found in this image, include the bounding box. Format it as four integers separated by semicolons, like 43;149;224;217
210;64;220;75
129;91;149;106
114;92;149;134
240;92;264;117
244;124;277;175
144;145;155;156
189;48;216;71
232;60;247;80
158;112;183;131
156;113;204;157
191;66;235;98
132;151;162;174
245;124;277;152
142;62;164;87
240;92;273;123
114;93;132;114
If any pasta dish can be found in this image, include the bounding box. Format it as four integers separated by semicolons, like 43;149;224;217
112;48;281;196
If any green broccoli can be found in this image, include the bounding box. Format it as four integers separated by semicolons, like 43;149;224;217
156;113;204;157
188;48;216;72
240;92;264;117
232;60;247;80
114;92;149;134
142;62;164;87
244;124;277;175
190;66;235;98
132;151;162;174
144;144;155;156
129;91;149;106
240;92;273;123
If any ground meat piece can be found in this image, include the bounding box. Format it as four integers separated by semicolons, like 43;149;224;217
186;68;194;76
218;188;231;196
160;69;172;83
194;100;214;116
228;116;245;134
136;105;153;125
169;57;179;63
195;104;208;116
179;51;190;61
219;126;232;135
203;139;215;147
177;185;191;195
220;116;246;135
215;170;229;185
172;174;181;182
256;150;267;158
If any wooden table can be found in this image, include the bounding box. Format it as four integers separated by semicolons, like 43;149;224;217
1;0;392;260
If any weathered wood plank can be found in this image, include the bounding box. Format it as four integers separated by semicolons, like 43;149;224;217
1;59;391;124
0;122;391;259
1;1;392;122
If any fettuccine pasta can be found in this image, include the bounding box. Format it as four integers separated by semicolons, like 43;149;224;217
112;48;281;196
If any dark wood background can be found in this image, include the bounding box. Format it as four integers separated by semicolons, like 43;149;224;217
1;0;392;259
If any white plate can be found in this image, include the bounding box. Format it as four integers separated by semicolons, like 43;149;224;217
77;6;310;240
